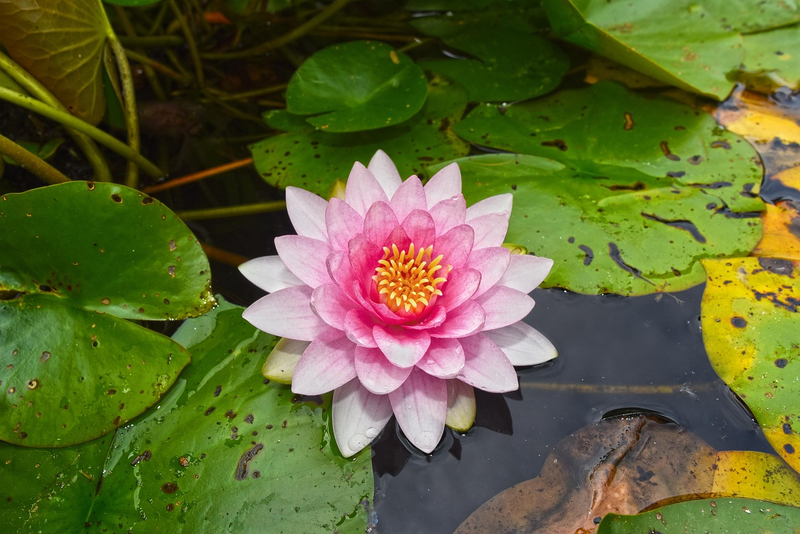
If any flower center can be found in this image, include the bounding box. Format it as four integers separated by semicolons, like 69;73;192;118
372;243;448;314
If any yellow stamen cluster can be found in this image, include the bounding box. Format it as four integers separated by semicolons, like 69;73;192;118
372;243;447;314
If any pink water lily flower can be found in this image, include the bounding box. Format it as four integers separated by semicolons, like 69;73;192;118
240;150;556;456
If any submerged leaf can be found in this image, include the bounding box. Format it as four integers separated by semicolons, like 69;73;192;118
0;0;111;124
701;257;800;473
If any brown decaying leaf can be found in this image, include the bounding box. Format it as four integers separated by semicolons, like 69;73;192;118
0;0;109;125
455;416;800;534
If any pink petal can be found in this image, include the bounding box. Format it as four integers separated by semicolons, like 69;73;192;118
355;346;413;395
429;195;466;235
424;163;462;208
466;193;512;220
416;338;464;379
333;379;393;457
285;186;328;241
345;162;389;216
468;212;510;249
430;300;485;338
458;333;518;393
242;286;326;341
445;379;476;432
363;201;399;247
436;268;481;311
390;176;427;222
239;255;302;293
327;250;356;292
434;224;475;268
404;305;447;330
311;284;356;330
401;209;437;248
352;281;407;326
368;149;402;199
475;286;535;331
347;233;384;285
373;325;431;368
497;255;554;294
344;308;378;347
326;198;364;251
384;224;412;253
275;235;331;288
467;247;511;297
389;368;447;453
484;322;558;366
291;330;357;395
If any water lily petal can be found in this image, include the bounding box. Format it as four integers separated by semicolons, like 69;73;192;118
351;281;407;326
285;186;328;241
238;255;302;293
363;201;399;247
404;305;447;330
275;235;332;288
430;300;485;338
497;254;554;294
469;211;510;249
466;193;512;220
429;195;466;235
262;337;308;384
424;162;461;208
345;162;389;216
389;368;447;453
242;286;327;341
311;284;356;330
458;333;518;392
368;149;402;198
483;321;558;366
467;247;511;297
445;380;475;432
390;175;427;222
326;250;356;292
333;379;393;457
291;330;357;395
416;337;464;379
326;198;364;251
373;325;431;368
348;233;384;284
344;308;377;347
434;224;475;268
401;209;437;248
436;268;481;311
475;285;534;331
355;346;413;395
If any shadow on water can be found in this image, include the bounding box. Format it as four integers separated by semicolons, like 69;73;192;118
370;284;774;534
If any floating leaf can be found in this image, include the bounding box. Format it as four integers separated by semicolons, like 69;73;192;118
713;0;800;33
752;167;800;260
408;0;550;37
417;27;568;102
455;82;763;213
701;257;800;473
0;182;213;446
544;0;741;100
741;26;800;92
252;76;469;197
0;298;373;532
598;497;800;533
456;416;800;533
0;0;111;125
285;41;428;132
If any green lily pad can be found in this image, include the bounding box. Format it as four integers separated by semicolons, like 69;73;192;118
454;81;764;213
598;497;800;533
437;153;762;295
0;182;214;446
701;257;800;474
544;0;742;100
417;27;569;102
742;25;800;90
0;0;112;125
0;298;373;533
285;40;428;132
712;0;800;33
409;0;551;38
251;76;470;197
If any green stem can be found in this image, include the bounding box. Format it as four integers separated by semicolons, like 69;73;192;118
118;35;184;48
0;52;112;182
168;0;205;86
202;0;356;60
0;86;163;179
107;32;142;189
176;201;286;221
124;49;189;83
207;83;288;101
0;133;70;184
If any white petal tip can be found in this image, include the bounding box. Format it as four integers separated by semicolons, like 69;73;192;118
409;430;441;454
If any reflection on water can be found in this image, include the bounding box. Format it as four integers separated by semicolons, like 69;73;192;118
370;285;773;533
